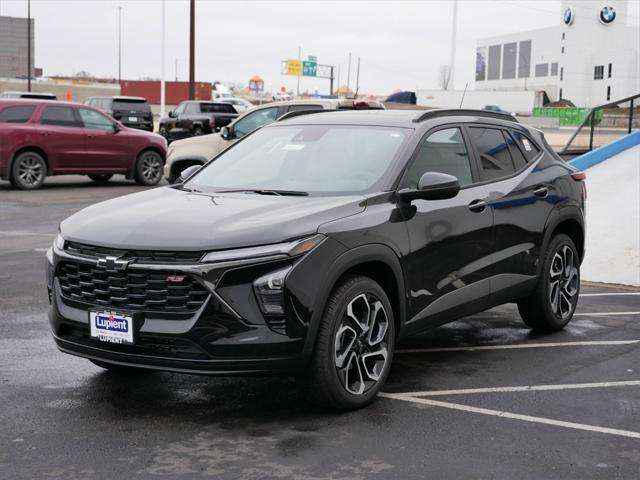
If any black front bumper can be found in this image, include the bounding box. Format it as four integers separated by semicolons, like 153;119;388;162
47;247;312;376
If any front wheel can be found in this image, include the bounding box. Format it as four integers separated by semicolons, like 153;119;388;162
134;151;163;186
301;275;395;410
518;233;580;331
10;151;47;190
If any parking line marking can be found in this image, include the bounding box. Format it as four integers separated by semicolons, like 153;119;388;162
386;380;640;398
379;393;640;439
574;312;640;316
581;293;640;297
395;340;640;354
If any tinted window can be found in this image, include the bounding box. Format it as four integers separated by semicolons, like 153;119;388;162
200;103;235;113
288;105;324;113
504;131;527;169
469;127;516;180
40;106;78;127
79;108;114;131
233;107;279;138
511;130;541;161
113;99;150;113
404;127;473;188
0;105;36;123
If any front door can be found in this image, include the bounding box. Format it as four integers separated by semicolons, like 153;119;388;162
78;107;130;172
399;126;494;335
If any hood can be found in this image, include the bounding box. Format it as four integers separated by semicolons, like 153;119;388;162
60;187;365;251
123;126;166;141
170;133;226;161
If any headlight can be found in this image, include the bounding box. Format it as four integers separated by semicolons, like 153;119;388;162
53;232;65;251
201;234;325;263
253;266;292;315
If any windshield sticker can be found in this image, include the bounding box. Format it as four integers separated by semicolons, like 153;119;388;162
522;139;532;151
283;144;305;151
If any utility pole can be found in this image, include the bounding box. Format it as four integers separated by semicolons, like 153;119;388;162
296;45;301;97
354;57;360;98
160;0;166;117
117;5;122;84
336;65;340;97
329;66;334;97
27;0;31;91
346;52;352;97
175;58;178;81
449;0;458;90
188;0;195;100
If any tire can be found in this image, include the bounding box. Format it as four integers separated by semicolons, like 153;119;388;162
301;275;395;410
193;126;204;136
133;150;163;186
158;125;169;138
518;233;580;331
88;174;113;184
10;151;47;190
90;359;148;373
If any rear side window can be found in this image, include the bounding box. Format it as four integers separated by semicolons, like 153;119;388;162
40;106;78;127
0;105;36;123
112;100;150;112
200;103;235;113
404;127;473;188
287;104;324;113
504;131;527;170
469;127;517;181
511;130;541;161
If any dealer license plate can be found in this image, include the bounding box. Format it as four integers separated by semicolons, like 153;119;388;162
89;310;134;345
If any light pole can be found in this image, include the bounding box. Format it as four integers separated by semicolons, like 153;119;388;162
296;45;301;97
27;0;31;91
188;0;195;100
160;0;166;117
449;0;458;90
117;5;122;84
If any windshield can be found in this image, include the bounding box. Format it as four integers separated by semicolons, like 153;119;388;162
186;124;409;195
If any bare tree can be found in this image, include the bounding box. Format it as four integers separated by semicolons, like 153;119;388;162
439;65;451;91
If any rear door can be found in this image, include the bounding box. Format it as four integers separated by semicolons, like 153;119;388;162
466;124;550;303
400;125;494;334
78;107;130;171
35;105;86;171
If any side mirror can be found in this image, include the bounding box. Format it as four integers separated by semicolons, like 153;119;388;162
220;125;233;140
168;110;175;118
397;172;460;202
177;164;201;184
112;122;122;133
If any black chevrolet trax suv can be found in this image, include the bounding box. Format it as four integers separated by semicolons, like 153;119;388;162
46;109;586;410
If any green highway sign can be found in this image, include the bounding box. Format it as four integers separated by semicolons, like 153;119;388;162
303;60;317;77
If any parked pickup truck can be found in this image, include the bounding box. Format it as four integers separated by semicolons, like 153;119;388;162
158;101;238;142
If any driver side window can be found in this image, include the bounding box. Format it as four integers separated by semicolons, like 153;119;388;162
403;127;473;188
79;108;115;131
233;107;278;138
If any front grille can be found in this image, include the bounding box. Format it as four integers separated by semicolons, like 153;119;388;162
57;261;209;313
65;241;205;264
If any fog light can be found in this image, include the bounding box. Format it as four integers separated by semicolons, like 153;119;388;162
253;266;292;315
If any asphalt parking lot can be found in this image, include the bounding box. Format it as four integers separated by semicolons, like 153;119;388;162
1;176;639;480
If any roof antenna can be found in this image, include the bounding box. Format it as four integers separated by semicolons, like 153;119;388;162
459;82;468;108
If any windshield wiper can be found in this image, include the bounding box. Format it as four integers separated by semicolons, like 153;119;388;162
215;189;309;196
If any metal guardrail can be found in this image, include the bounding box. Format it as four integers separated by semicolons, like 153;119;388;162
561;93;640;154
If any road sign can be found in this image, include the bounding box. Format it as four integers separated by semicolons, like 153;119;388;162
303;60;317;77
286;59;302;76
308;55;317;62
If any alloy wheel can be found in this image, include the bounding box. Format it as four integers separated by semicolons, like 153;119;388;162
17;156;44;187
334;293;390;395
140;153;162;183
549;244;579;319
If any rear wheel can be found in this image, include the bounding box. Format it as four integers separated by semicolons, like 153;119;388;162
134;150;163;186
10;151;47;190
88;174;113;184
518;233;580;331
193;126;204;136
301;275;395;410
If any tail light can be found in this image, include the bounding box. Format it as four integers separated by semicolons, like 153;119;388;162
571;171;587;199
209;116;216;130
352;101;369;108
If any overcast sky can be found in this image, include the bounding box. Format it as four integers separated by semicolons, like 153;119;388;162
0;0;592;94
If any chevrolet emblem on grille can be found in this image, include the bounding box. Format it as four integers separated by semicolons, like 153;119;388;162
97;255;132;272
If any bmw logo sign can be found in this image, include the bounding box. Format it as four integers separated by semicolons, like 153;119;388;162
599;6;616;24
563;7;575;25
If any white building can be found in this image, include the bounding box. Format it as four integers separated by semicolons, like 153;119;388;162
474;0;639;107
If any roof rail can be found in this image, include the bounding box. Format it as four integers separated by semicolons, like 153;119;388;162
276;108;346;122
413;109;519;123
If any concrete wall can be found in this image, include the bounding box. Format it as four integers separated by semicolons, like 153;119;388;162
0;78;119;103
416;89;540;114
575;142;640;286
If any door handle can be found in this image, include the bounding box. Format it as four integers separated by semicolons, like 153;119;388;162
39;131;49;137
533;185;549;197
468;199;487;213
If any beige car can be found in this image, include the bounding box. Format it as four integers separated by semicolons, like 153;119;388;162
163;99;384;182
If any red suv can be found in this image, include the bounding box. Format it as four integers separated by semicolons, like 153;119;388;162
0;99;167;189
